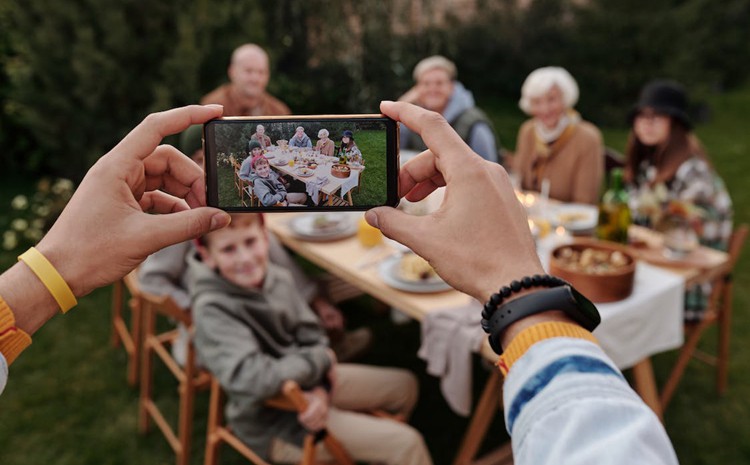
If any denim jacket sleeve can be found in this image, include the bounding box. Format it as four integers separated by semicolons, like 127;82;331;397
504;338;679;465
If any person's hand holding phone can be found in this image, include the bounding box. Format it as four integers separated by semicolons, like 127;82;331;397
38;105;231;298
365;101;544;304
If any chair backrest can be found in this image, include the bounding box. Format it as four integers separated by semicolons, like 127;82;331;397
725;224;748;271
140;290;192;326
204;377;354;465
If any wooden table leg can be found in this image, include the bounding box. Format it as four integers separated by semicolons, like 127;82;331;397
631;357;663;421
453;370;504;465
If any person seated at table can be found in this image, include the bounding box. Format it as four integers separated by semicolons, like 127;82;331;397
511;66;604;205
398;55;500;164
624;79;733;321
315;128;335;156
249;154;308;207
239;140;266;181
289;126;312;148
189;213;432;465
337;130;363;165
251;124;272;149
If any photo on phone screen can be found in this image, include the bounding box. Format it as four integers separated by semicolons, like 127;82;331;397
204;115;399;212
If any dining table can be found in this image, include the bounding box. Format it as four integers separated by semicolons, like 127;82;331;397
264;147;364;206
264;200;730;465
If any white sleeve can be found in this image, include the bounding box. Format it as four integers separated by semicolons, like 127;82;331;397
504;338;678;465
0;352;8;395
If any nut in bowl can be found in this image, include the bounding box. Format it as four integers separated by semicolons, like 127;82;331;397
549;239;636;302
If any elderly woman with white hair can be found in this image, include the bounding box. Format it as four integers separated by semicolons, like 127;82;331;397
314;128;335;156
512;67;604;205
398;55;500;163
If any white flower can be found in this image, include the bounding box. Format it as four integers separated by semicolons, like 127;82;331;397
3;231;18;250
34;205;51;217
32;218;45;230
11;218;28;231
52;178;74;195
11;195;29;210
24;228;43;241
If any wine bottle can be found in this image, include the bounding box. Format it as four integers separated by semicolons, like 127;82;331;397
596;168;631;243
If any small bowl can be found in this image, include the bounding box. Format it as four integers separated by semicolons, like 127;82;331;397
549;239;636;303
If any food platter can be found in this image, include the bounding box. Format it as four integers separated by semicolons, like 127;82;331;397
552;203;598;232
378;254;451;293
288;214;357;241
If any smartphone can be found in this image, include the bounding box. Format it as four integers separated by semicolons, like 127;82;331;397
204;115;399;212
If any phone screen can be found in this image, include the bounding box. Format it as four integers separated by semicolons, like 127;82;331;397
204;115;400;211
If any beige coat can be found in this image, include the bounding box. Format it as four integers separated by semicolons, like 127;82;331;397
513;119;604;205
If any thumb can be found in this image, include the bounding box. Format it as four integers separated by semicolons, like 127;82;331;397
366;207;426;251
148;207;231;251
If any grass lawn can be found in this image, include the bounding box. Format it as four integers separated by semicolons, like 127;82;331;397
1;83;750;464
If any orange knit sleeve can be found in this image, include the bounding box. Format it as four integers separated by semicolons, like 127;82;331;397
0;295;32;365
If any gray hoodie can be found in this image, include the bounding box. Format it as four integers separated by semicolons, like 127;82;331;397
188;253;331;458
401;81;499;163
251;170;288;207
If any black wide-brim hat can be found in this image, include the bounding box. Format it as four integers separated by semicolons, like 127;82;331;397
627;79;692;129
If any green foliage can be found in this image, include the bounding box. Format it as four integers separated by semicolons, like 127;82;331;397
1;0;749;179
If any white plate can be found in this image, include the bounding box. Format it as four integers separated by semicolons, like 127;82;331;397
378;255;452;293
264;153;276;159
288;214;357;241
552;203;598;232
296;168;314;177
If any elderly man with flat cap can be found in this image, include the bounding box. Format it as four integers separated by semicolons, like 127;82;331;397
201;43;291;116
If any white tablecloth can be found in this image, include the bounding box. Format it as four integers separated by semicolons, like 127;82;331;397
537;238;686;369
593;262;685;369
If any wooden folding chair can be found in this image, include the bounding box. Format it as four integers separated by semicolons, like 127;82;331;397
204;376;355;465
111;268;143;386
139;292;212;465
660;224;749;410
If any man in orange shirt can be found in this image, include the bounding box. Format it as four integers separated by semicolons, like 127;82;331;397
200;43;291;116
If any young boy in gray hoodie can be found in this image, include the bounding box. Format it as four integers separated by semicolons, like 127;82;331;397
189;214;433;465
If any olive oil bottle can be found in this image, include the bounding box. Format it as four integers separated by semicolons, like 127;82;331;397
596;168;631;243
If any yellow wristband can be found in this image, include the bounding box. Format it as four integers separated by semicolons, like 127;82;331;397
18;247;77;314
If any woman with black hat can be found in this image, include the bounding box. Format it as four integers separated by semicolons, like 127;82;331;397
625;80;733;321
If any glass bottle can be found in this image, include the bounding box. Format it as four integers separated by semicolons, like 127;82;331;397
596;168;631;243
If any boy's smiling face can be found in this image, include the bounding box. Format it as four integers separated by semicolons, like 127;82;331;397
199;215;269;289
254;159;271;178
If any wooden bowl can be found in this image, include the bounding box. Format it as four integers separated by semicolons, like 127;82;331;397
331;164;351;178
549;239;636;303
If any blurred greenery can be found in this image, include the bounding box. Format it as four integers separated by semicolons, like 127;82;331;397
2;1;750;464
2;0;749;180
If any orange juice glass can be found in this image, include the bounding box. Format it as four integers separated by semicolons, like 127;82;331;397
288;159;295;167
357;217;382;247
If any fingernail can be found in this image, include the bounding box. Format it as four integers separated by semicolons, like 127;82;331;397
364;210;379;229
210;212;231;230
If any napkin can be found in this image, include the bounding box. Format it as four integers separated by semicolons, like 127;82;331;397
306;176;329;205
418;300;485;416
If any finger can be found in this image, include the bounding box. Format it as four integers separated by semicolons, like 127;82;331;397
381;101;477;177
138;190;191;214
113;104;223;161
143;145;206;208
399;155;446;201
144;207;231;251
365;207;430;252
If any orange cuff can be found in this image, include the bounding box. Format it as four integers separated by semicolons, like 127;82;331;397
496;322;598;376
0;295;32;365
